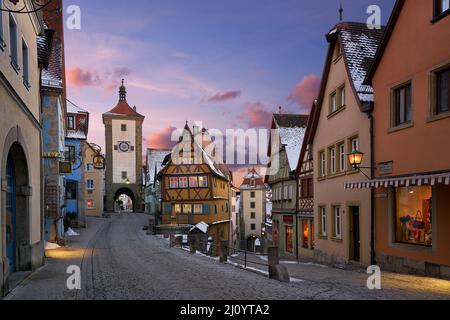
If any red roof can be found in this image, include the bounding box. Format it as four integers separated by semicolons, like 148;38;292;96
106;100;144;118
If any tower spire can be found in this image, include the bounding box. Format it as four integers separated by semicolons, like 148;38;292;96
119;78;127;101
339;3;344;22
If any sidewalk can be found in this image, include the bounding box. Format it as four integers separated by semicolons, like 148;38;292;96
228;252;450;300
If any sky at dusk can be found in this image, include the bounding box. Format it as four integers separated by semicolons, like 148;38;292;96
64;0;395;159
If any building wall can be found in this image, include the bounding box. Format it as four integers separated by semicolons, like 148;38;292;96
0;9;44;294
371;1;450;276
0;11;41;120
42;93;66;241
313;48;372;265
241;189;265;240
84;146;104;217
112;119;136;184
372;1;450;177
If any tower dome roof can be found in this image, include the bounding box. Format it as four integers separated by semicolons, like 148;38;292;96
103;79;145;118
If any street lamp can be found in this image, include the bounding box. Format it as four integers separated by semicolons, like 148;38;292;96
348;150;365;170
348;150;372;180
126;178;131;185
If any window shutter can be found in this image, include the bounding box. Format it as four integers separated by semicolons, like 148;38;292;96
203;204;210;215
164;203;172;214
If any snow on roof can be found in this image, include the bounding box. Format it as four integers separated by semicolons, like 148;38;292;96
147;149;171;184
66;130;87;140
67;99;88;114
278;126;306;170
339;23;385;103
189;222;209;234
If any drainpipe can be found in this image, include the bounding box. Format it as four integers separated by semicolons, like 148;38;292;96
369;111;376;266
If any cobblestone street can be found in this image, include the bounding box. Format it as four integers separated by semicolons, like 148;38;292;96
4;214;450;300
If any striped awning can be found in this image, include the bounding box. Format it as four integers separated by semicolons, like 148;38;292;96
344;172;450;189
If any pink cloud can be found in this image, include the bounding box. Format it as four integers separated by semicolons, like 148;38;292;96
209;90;241;102
288;74;320;111
67;67;102;87
240;102;272;129
147;126;179;149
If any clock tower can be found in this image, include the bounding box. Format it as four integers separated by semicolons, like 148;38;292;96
103;80;145;212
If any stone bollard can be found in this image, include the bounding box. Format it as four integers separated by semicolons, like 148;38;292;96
220;240;228;263
268;246;290;283
189;237;196;254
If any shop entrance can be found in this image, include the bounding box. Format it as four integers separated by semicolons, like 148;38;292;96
349;206;360;262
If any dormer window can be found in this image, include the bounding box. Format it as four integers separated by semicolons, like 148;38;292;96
250;178;256;188
67;116;75;129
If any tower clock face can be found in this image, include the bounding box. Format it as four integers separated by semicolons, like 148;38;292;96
118;142;130;152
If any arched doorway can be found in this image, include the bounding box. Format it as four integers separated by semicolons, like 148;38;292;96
4;143;30;273
246;235;261;253
114;188;135;213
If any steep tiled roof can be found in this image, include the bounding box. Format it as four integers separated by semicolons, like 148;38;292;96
105;100;145;118
273;114;309;170
67;99;88;114
273;114;309;128
336;22;385;102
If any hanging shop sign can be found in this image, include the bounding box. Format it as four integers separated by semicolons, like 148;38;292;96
93;154;105;170
59;161;73;174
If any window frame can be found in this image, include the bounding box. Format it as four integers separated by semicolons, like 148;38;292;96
390;81;413;130
329;146;336;175
9;13;19;73
67;116;75;129
330;91;337;113
429;63;450;120
0;2;4;49
320;206;327;237
338;142;346;172
178;176;188;189
86;179;95;190
199;176;208;188
22;37;30;89
121;124;127;132
169;177;179;189
333;206;342;239
319;150;326;178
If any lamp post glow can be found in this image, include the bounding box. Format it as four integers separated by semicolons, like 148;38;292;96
348;150;365;169
126;178;131;185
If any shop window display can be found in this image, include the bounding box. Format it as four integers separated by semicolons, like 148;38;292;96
395;186;432;247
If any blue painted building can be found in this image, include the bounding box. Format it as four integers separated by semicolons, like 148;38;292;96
65;100;89;226
40;11;67;242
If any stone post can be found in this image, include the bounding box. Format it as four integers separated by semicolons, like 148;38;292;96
220;240;228;263
268;246;290;282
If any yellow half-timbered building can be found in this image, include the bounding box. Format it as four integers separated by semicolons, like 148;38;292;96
159;124;231;246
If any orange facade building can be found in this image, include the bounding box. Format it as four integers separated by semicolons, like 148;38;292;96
350;0;450;278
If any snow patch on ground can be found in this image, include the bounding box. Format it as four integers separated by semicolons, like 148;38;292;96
65;228;80;237
44;241;61;250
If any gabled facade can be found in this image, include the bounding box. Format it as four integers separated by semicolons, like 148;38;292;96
239;167;267;252
159;123;231;248
359;0;450;278
265;114;308;258
310;22;384;266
